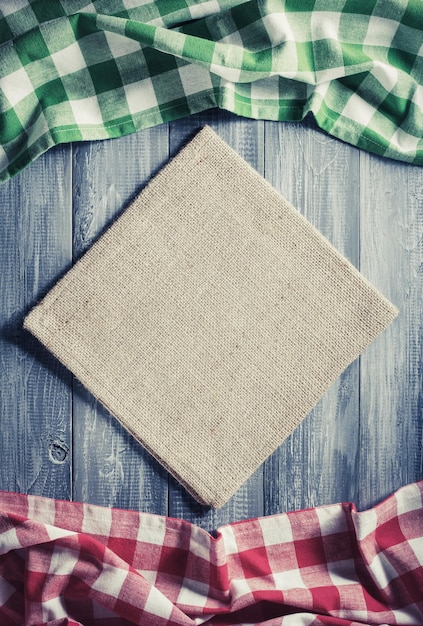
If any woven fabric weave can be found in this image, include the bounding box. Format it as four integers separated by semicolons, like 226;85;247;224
1;482;423;625
24;126;398;507
1;0;423;183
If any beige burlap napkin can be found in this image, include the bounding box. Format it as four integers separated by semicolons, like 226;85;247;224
24;126;398;507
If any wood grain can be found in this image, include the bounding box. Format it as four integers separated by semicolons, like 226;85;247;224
263;118;361;514
359;153;423;510
0;114;421;530
0;145;72;499
71;129;170;513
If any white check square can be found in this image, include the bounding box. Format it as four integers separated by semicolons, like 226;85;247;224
311;11;341;42
341;92;376;127
368;550;400;586
177;579;210;608
408;538;423;566
1;0;28;16
273;568;306;591
104;31;142;59
396;482;423;515
188;0;220;20
144;586;173;619
82;503;112;536
177;64;213;97
124;78;159;114
51;42;87;77
353;508;378;541
259;514;294;546
42;597;68;623
316;504;348;536
70;95;104;125
91;564;128;596
262;12;296;45
364;16;397;48
48;546;80;575
137;516;166;546
0;66;33;107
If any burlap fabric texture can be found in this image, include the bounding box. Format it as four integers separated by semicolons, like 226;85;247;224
24;126;398;507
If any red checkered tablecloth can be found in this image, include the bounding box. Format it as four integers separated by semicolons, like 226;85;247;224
1;482;422;625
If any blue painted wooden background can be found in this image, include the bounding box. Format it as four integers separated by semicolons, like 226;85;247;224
1;111;422;532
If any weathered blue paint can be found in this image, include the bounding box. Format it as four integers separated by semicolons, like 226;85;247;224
0;112;421;531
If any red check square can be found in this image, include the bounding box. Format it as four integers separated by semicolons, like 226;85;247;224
294;535;327;568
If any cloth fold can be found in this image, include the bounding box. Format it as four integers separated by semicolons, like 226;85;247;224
0;0;422;184
24;126;398;507
1;482;423;625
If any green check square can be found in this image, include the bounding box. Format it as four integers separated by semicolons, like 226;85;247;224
43;100;75;129
180;16;214;41
230;1;264;31
143;47;179;77
88;59;123;95
97;87;131;123
295;41;314;72
159;0;188;15
1;6;39;38
342;0;375;16
380;90;412;126
285;0;317;11
0;107;24;143
159;96;190;122
389;16;422;56
14;27;51;64
51;125;83;143
24;56;59;90
373;0;406;20
61;68;96;99
400;3;423;29
312;38;343;72
30;1;66;24
104;0;136;18
76;30;114;65
0;17;14;44
243;48;273;74
388;47;417;73
338;13;370;44
114;50;150;84
356;125;387;156
151;68;186;103
7;147;32;179
104;114;136;138
235;20;272;52
27;130;54;161
232;86;253;117
0;43;24;74
341;42;371;69
338;72;369;95
182;35;215;64
35;77;68;108
41;17;78;54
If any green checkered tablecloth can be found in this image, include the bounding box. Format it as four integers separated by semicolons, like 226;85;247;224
0;0;422;182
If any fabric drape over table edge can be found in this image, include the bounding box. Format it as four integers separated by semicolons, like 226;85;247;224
0;0;422;184
0;481;422;624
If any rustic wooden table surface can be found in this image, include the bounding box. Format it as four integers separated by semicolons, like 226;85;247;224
1;111;422;533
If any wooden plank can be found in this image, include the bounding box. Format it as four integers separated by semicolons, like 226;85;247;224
0;146;72;499
1;113;420;527
167;111;265;531
263;118;361;514
359;154;423;510
71;128;170;514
